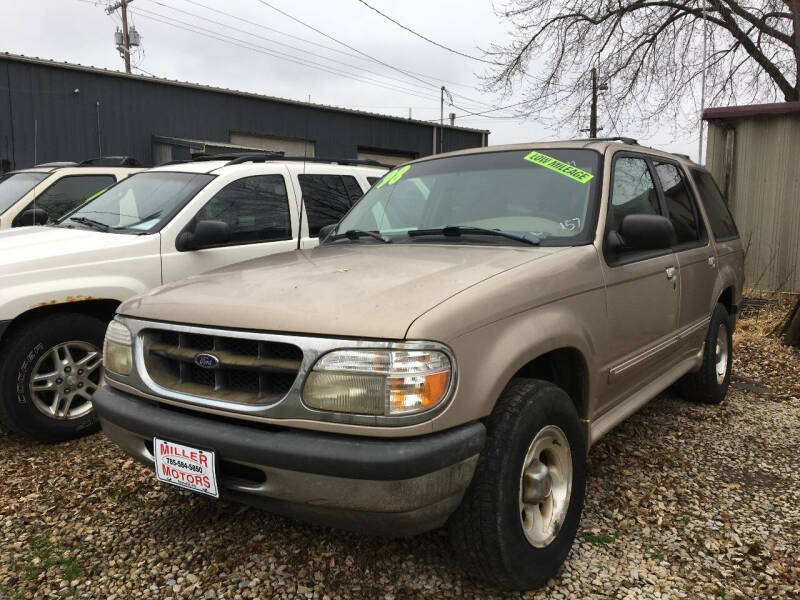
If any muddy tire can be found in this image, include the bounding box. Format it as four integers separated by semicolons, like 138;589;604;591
0;313;106;442
448;378;586;590
677;303;732;405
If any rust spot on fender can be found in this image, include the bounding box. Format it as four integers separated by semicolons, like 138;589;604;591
32;295;98;308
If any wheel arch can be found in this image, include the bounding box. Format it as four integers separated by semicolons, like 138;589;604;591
0;299;120;349
507;347;589;420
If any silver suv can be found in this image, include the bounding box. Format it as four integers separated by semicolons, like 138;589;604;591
93;139;744;590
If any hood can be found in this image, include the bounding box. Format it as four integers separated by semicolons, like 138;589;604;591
0;226;153;275
119;242;562;339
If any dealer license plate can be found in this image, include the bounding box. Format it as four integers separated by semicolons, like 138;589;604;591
153;437;219;498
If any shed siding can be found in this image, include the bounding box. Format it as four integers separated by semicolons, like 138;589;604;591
705;115;800;292
0;56;486;169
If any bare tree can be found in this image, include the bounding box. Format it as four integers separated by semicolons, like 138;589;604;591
485;1;800;133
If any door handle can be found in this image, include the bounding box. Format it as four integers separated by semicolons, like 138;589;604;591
708;256;716;267
665;267;677;280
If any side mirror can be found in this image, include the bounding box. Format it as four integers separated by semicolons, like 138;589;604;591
176;220;231;251
618;214;675;251
318;223;337;243
13;207;49;227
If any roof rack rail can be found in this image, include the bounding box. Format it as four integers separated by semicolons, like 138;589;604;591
671;153;692;161
33;161;79;168
221;153;393;169
588;136;639;145
79;156;142;167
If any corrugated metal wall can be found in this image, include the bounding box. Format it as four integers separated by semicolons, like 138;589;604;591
705;115;800;292
0;56;486;169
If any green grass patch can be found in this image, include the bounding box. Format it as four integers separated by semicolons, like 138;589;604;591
583;531;623;545
18;534;84;583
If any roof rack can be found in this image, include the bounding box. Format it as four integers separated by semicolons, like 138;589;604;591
671;153;692;161
33;161;79;168
588;136;639;145
225;154;392;168
78;156;142;167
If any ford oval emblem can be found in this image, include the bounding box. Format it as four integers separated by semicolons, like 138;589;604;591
194;353;220;369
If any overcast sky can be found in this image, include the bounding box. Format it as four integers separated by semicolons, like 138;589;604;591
2;0;699;158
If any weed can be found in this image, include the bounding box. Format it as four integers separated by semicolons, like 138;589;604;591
583;531;622;544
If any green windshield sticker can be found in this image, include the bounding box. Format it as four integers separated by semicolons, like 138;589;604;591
376;164;411;188
84;187;109;203
523;151;594;184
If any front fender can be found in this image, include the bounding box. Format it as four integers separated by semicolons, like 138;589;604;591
0;275;155;322
428;288;606;433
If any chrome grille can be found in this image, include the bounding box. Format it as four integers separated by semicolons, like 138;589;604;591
142;329;303;404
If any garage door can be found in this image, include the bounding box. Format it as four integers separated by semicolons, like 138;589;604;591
357;150;415;166
230;132;315;157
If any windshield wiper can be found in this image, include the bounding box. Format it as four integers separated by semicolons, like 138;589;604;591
335;229;392;243
68;216;111;232
408;225;540;246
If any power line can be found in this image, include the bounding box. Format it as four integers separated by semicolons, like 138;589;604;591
173;0;477;90
139;2;444;98
249;0;498;110
129;8;440;102
354;0;499;66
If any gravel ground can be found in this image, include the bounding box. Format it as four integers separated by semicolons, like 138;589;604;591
1;313;798;600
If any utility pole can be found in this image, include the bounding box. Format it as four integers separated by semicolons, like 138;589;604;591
440;86;445;154
106;0;134;73
589;68;598;138
581;68;608;137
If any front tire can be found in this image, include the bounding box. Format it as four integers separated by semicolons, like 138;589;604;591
0;313;107;442
677;303;732;405
449;379;587;590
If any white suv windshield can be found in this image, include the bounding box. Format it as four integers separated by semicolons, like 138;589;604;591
0;172;49;214
334;149;600;245
58;171;214;233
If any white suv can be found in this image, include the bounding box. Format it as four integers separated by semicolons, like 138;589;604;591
0;157;143;228
0;155;387;441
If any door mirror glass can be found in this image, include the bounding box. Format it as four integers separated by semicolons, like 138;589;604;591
12;207;49;227
177;220;231;251
619;214;675;251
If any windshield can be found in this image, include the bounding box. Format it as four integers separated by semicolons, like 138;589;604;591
0;172;49;215
334;149;601;245
58;171;215;233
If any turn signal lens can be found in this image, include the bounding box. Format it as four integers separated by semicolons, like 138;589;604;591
103;320;133;376
303;348;452;417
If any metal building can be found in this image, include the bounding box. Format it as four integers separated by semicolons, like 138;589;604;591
703;102;800;292
0;53;488;171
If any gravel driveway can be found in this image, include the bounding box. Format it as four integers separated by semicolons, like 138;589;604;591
1;320;798;600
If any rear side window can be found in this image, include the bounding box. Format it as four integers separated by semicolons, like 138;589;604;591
690;169;739;241
298;174;359;236
654;162;704;246
609;157;660;231
195;175;291;244
29;174;115;221
341;175;365;203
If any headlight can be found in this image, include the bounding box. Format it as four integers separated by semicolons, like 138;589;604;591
303;348;452;417
103;320;133;376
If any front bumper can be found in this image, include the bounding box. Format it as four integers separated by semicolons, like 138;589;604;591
93;386;485;536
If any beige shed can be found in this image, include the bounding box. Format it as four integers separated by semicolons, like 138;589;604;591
703;102;800;292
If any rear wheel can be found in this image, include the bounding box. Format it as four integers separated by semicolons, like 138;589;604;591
0;314;106;442
449;379;586;590
677;303;732;405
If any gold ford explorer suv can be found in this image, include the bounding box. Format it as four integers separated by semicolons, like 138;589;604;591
93;139;744;590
